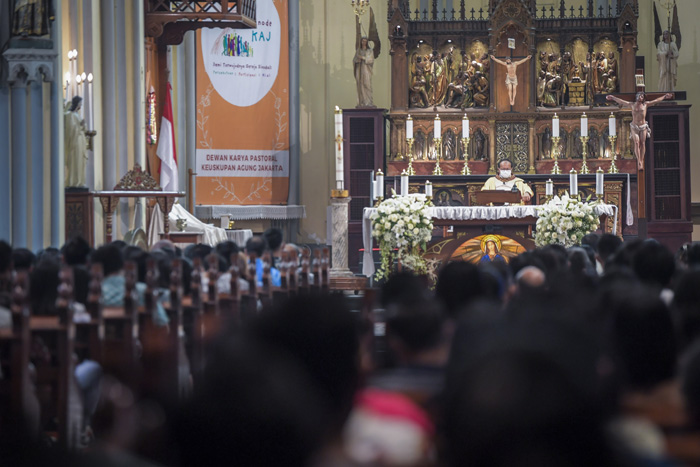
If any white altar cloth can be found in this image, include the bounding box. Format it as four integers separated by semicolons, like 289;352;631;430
361;204;617;277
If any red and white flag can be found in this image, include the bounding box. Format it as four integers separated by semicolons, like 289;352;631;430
157;82;178;192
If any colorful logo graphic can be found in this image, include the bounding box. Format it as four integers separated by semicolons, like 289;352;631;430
222;32;253;57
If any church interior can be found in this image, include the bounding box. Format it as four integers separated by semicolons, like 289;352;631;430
3;0;700;465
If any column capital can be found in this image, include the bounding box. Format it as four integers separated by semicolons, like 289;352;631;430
3;47;57;86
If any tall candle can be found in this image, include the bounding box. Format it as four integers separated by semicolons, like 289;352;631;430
425;180;433;197
334;106;343;188
77;75;84;120
569;169;578;196
87;73;94;131
596;168;604;196
462;114;469;138
376;169;384;199
580;113;588;138
72;50;78;97
401;170;409;196
546;179;553;196
609;113;616;137
552;113;559;137
370;170;375;200
406;114;413;139
433;114;441;139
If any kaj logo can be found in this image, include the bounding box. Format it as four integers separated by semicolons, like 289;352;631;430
222;32;253;57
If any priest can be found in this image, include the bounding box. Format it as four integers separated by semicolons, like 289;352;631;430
481;158;532;202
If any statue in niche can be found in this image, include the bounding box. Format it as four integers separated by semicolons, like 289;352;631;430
12;0;53;37
602;69;618;93
558;132;568;159
443;130;457;161
536;70;547;106
353;8;381;108
479;53;490;75
587;129;600;159
602;128;612;157
541;126;552;159
560;52;573;82
445;70;471;108
607;52;618;83
64;96;89;188
414;132;426;160
472;71;490;107
473;128;487;161
657;30;679;92
595;51;608;94
572;128;582;159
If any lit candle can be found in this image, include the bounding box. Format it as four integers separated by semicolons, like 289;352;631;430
87;73;94;131
72;50;78;97
433;114;441;139
546;179;553;196
580;113;588;138
406;114;413;140
596;167;604;196
462;114;469;138
334;106;344;189
552;113;559;137
608;113;616;137
401;170;409;196
376;169;384;199
425;180;432;197
569;168;578;196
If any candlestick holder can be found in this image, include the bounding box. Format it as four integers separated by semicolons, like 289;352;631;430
551;136;561;174
579;136;590;174
374;196;384;207
460;137;471;175
86;130;97;151
406;137;416;176
608;135;619;174
432;137;443;176
351;0;369;16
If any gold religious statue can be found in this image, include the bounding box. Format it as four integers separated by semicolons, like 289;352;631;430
12;0;54;37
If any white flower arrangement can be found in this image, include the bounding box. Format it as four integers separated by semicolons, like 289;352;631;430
370;193;434;280
535;193;600;248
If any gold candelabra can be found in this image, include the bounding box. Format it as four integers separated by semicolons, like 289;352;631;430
460;137;471;175
579;136;590;174
351;0;370;16
406;138;416;175
432;137;443;176
608;135;619;174
551;136;561;174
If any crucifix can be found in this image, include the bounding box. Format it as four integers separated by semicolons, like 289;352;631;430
599;76;674;238
490;39;531;112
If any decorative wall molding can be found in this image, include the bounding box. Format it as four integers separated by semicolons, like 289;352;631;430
2;47;57;85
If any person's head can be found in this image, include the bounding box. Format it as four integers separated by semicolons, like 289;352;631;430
663;30;671;42
632;240;675;289
497;158;513;177
597;234;622;266
11;248;35;271
215;241;240;269
608;51;614;59
70;95;82;112
90;244;124;277
0;241;11;274
245;235;267;258
636;91;645;103
360;37;368;49
505;58;512;65
61;236;91;266
29;258;60;315
263;228;284;254
435;261;484;317
246;295;361;437
581;233;600;253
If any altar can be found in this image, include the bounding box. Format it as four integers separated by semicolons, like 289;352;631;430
361;203;617;277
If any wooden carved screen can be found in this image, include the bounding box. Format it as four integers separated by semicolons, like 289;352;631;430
651;114;681;221
495;122;528;172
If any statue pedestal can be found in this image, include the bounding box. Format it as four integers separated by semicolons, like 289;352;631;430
329;195;354;278
65;189;94;246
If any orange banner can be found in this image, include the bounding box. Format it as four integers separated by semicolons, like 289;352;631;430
196;0;289;205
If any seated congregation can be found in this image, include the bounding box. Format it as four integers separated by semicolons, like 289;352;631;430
3;232;700;466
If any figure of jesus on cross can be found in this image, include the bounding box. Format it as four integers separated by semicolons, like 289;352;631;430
490;53;532;107
606;92;672;170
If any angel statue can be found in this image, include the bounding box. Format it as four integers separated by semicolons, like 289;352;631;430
354;7;381;108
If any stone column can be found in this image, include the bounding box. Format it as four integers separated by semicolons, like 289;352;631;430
10;81;27;247
0;85;10;242
29;80;44;251
329;196;353;277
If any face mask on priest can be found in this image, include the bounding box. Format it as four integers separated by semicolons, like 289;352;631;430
499;169;512;178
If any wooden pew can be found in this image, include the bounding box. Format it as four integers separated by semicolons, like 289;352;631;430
217;254;241;324
272;251;290;306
